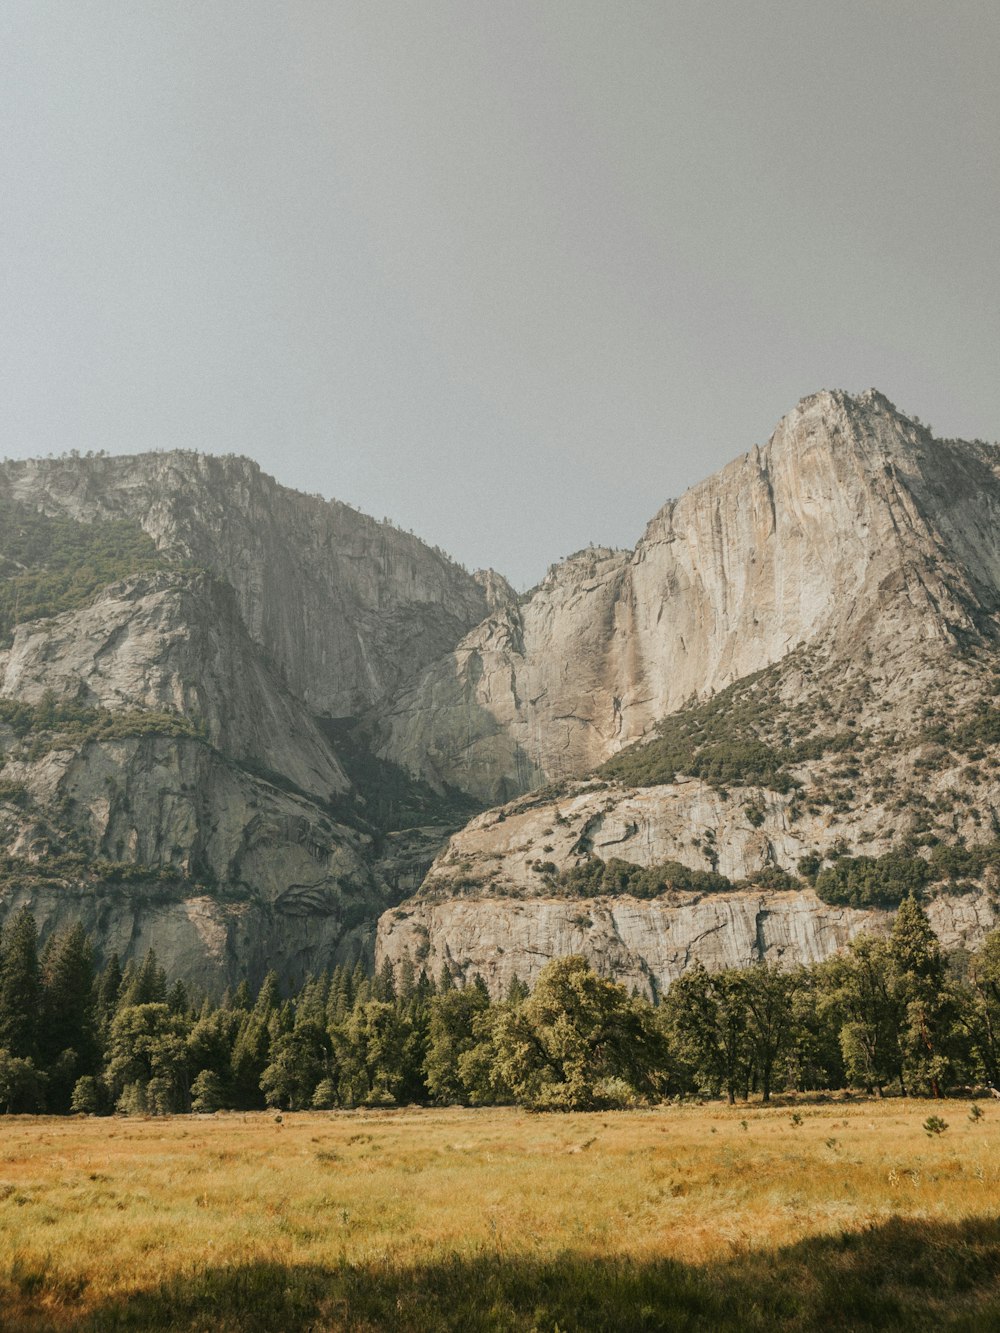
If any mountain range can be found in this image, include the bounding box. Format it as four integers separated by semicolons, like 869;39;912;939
2;389;999;993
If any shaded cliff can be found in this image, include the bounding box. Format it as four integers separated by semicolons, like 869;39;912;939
0;461;498;988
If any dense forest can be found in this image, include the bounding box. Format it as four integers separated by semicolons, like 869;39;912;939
2;897;999;1115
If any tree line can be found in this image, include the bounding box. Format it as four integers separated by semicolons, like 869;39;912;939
1;898;999;1115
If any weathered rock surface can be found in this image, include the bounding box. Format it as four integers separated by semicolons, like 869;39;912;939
0;570;347;801
413;756;1000;904
376;890;998;999
0;452;506;717
375;391;1000;802
0;878;362;998
0;730;385;990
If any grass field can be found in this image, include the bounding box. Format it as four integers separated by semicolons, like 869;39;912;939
2;1099;1000;1330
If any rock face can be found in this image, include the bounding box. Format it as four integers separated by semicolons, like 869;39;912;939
376;764;1000;994
0;456;503;987
0;451;508;718
375;391;1000;803
376;889;998;999
0;571;347;801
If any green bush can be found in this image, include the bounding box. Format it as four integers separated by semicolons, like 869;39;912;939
814;851;933;908
0;693;205;759
0;780;30;807
556;855;734;899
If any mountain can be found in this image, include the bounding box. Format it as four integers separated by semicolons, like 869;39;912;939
3;392;1000;994
374;390;1000;992
0;453;503;990
0;451;512;716
373;390;1000;803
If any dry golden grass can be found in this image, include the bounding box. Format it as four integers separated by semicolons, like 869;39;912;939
2;1098;1000;1330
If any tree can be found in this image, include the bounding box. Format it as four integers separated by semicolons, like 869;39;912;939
330;1000;405;1106
490;956;667;1110
186;1006;240;1100
106;1003;189;1113
0;1050;45;1113
664;962;751;1104
190;1069;225;1113
229;972;280;1109
70;1076;101;1114
742;963;798;1102
424;984;490;1104
785;962;844;1091
96;953;123;1036
959;929;1000;1086
118;950;167;1008
822;934;901;1095
0;908;42;1059
887;897;955;1097
260;1021;331;1110
39;923;98;1109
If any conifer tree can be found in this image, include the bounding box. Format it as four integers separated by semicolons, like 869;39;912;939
888;896;954;1097
0;907;42;1059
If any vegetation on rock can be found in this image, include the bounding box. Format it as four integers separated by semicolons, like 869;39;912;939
600;666;855;793
0;499;167;645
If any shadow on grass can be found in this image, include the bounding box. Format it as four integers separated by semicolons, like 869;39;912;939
9;1215;1000;1332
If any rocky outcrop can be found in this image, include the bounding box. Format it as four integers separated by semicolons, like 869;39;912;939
375;391;1000;802
411;751;1000;904
0;728;384;990
376;888;998;999
0;452;504;717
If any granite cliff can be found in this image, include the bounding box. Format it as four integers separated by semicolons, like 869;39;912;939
373;390;1000;990
0;456;498;987
374;390;1000;803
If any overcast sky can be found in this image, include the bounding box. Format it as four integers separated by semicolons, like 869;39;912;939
1;3;997;587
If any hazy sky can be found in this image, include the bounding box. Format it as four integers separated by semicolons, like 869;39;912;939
2;3;997;587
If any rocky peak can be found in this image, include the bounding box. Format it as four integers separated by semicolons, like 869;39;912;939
373;391;1000;803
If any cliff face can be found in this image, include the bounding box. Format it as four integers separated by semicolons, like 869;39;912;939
375;729;1000;995
375;391;1000;803
0;735;378;993
0;571;347;801
0;457;500;987
0;452;508;718
376;889;999;1000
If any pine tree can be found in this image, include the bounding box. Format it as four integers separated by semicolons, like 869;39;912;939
888;896;954;1097
0;908;41;1059
39;923;98;1109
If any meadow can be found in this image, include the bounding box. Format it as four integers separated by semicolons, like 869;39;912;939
2;1099;1000;1331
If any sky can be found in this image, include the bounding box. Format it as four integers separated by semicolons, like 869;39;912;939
1;3;998;588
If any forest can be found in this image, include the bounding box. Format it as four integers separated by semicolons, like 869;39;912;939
1;897;999;1116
